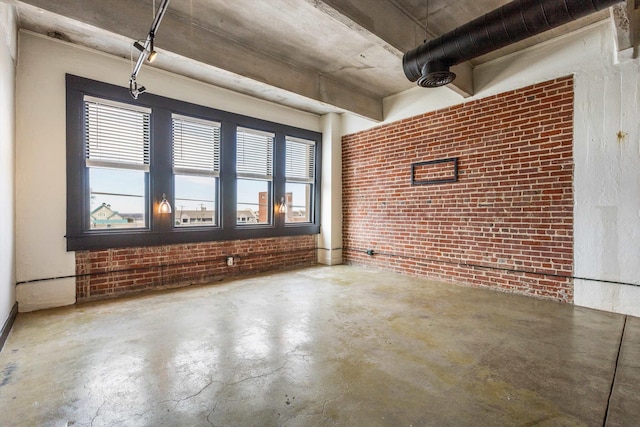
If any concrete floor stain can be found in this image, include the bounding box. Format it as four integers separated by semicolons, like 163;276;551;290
0;265;637;426
0;362;17;387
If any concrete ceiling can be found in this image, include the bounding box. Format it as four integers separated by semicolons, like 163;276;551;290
7;0;612;121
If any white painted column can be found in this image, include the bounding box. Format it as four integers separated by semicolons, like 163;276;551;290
0;3;17;324
573;56;640;317
317;113;343;265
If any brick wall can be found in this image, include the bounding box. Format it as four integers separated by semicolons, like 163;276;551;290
342;77;574;302
76;235;317;301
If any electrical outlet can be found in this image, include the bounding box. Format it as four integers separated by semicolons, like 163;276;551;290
226;256;234;266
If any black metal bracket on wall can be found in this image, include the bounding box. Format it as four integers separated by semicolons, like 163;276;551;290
411;157;458;185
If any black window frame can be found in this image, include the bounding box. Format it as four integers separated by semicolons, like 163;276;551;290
66;74;321;251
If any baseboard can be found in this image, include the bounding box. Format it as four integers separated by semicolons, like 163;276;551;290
0;302;18;352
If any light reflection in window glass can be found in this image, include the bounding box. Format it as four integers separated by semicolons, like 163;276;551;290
284;182;311;223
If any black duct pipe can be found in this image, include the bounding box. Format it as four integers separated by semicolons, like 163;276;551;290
403;0;623;87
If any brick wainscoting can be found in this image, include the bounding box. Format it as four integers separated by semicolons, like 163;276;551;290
76;235;317;301
342;77;574;302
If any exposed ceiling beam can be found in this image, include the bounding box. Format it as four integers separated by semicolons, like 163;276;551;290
312;0;474;97
611;0;640;54
11;0;384;120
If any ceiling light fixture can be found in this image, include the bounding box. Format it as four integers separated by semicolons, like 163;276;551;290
147;38;158;63
129;0;171;99
133;37;158;63
129;77;146;99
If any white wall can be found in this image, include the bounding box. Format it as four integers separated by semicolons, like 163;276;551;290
15;31;321;312
341;20;640;317
572;45;640;317
0;4;16;328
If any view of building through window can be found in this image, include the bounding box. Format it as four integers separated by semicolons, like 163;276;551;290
174;175;217;226
88;173;311;228
89;168;146;229
237;179;269;224
285;182;312;223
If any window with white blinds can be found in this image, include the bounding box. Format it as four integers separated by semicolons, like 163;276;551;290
286;137;315;183
284;136;316;223
84;96;150;171
172;114;220;227
67;75;321;250
236;127;274;179
172;114;221;175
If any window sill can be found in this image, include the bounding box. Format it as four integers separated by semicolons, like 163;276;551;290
67;224;320;251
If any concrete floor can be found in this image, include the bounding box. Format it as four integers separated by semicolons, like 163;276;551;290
1;265;638;427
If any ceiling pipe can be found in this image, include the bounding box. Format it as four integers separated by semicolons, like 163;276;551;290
403;0;624;88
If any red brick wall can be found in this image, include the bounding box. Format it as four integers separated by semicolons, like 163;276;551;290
76;235;317;301
342;77;574;302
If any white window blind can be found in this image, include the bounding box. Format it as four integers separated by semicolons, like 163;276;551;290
236;127;274;179
84;96;150;172
286;136;315;183
172;114;221;176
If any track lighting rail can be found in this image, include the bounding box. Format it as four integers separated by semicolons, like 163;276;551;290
129;0;171;99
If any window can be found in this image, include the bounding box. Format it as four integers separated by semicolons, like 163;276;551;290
285;136;316;223
85;97;150;230
236;127;274;225
66;75;321;251
172;115;220;227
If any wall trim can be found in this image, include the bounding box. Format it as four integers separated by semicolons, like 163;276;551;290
0;302;18;352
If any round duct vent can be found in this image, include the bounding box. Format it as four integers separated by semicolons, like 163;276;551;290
416;60;456;87
417;71;456;87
